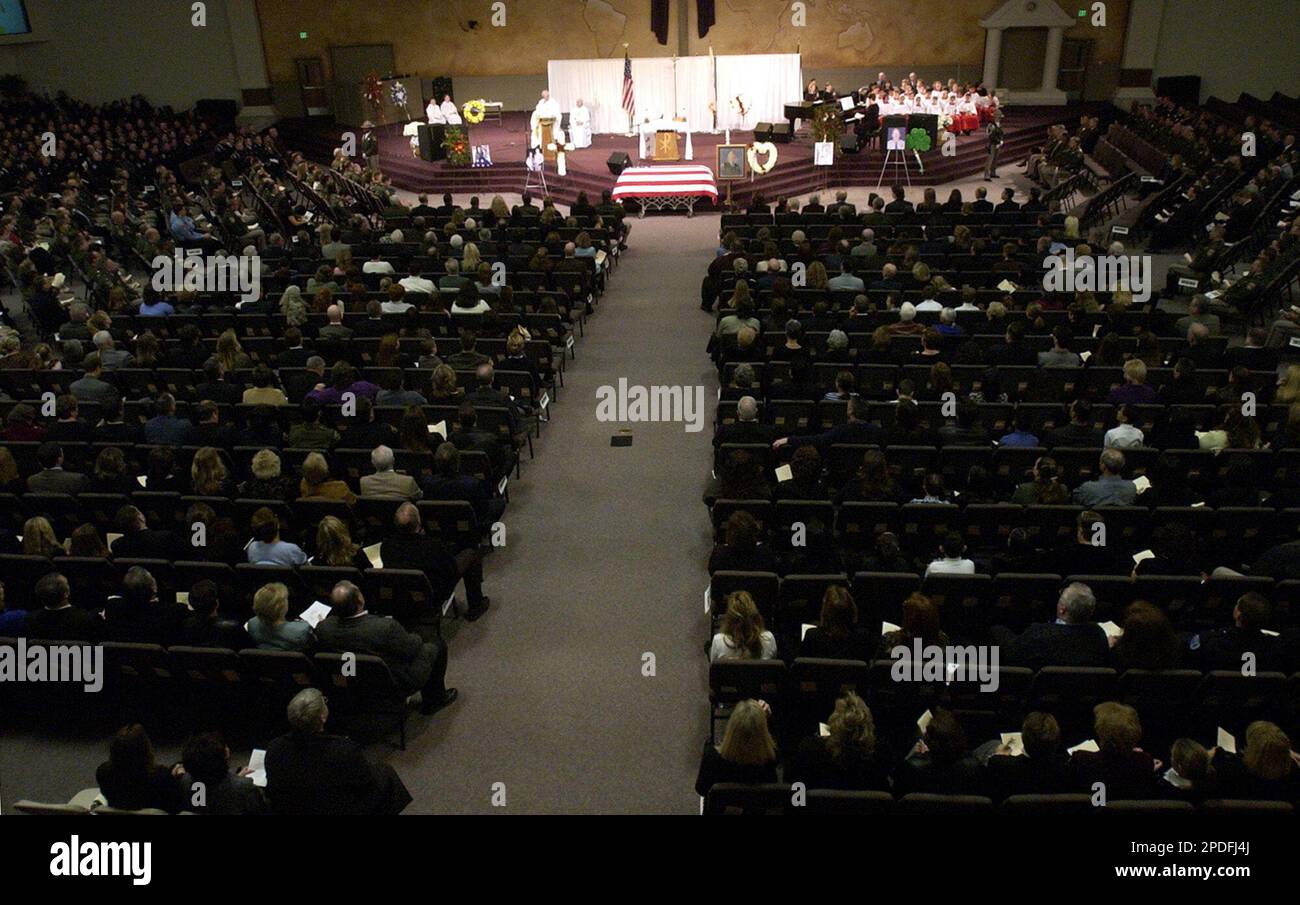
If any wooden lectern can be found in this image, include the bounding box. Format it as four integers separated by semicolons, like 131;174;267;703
538;117;557;162
654;130;681;161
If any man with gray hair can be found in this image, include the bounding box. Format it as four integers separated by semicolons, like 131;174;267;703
93;330;134;370
360;445;422;501
714;395;776;448
851;228;877;259
835;189;856;217
264;687;416;814
994;581;1110;669
1073;448;1137;506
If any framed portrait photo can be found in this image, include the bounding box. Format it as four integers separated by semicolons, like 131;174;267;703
716;143;747;180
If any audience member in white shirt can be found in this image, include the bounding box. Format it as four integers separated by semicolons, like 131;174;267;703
709;591;778;662
1104;406;1146;449
925;532;977;577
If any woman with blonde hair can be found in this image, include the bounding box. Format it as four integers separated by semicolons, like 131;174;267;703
1069;701;1157;799
299;452;357;504
313;516;370;570
789;692;889;791
1064;215;1081;240
461;242;481;272
428;363;464;403
215;330;249;372
246;582;312;651
489;195;509;222
240;449;298;501
1213;721;1300;801
191;447;233;497
694;699;779;797
1276;365;1300;405
22;516;63;558
709;591;777;661
806;260;829;291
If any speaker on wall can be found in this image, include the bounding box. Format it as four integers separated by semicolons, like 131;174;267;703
431;76;454;102
607;151;631;175
1156;75;1201;107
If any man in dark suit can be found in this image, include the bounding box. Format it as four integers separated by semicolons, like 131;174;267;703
188;401;245;449
1050;511;1125;575
382;501;489;621
27;443;90;495
884;184;913;213
1196;592;1283;672
984;323;1038;367
314;580;457;714
284;356;327;405
994;187;1020;214
448;403;509;483
337;397;400;451
178;580;252;649
111;505;180;561
44;395;96;445
464;363;523;440
103;566;189;646
995;582;1111;670
193;358;244;406
969;187;994;212
801;195;826;214
274;327;314;370
409;194;437;219
983;711;1073;800
714;396;778;449
25;572;102;641
1046;399;1103;447
265;688;413;815
777;396;882;453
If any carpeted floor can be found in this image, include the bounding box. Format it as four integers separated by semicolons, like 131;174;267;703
0;206;721;816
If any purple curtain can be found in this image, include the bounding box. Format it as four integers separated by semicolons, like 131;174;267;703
697;0;715;38
651;0;670;45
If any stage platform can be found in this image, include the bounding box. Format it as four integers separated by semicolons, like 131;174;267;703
278;106;1101;210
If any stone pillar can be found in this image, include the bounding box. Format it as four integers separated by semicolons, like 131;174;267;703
1041;26;1065;95
982;27;1003;90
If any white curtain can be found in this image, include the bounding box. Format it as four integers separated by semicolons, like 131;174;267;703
548;53;801;135
715;53;801;131
675;55;717;133
546;58;623;134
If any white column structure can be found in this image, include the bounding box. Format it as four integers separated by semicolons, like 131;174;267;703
979;0;1073;106
221;0;276;124
1114;0;1166;109
982;27;1003;90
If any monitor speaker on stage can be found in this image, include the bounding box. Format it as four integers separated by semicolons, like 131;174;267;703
769;122;792;144
754;122;773;140
418;124;446;162
607;151;631;175
839;133;861;155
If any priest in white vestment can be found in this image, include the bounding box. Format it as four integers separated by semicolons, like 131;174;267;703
440;95;462;125
569;98;593;149
530;89;562;148
427;99;445;124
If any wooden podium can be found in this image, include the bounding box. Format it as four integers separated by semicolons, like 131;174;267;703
538;117;557;162
654;130;681;161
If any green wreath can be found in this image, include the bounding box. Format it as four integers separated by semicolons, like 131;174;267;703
905;128;932;153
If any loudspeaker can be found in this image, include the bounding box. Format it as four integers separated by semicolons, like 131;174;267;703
754;122;774;140
769;122;792;144
431;76;454;102
1156;75;1201;107
839;134;861;154
418;124;446;162
607;151;631;175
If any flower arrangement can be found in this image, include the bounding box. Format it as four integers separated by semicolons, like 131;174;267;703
811;103;843;146
390;81;409;117
443;126;470;166
362;74;383;113
729;95;749;120
462;99;487;124
747;141;777;174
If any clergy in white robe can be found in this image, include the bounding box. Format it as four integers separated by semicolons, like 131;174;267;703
569;99;592;149
440;96;463;125
427;100;446;124
530;90;562;148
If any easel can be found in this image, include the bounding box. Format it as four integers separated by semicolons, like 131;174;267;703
524;149;548;195
876;141;913;188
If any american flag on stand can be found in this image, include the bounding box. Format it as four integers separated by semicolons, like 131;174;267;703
621;52;635;123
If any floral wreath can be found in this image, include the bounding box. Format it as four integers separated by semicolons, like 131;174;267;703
747;141;777;175
362;73;383;111
462;99;487;124
390;82;408;110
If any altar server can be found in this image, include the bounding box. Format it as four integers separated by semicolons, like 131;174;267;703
440;94;462;125
569;98;593;149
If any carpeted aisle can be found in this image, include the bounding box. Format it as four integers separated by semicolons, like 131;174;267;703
382;211;720;814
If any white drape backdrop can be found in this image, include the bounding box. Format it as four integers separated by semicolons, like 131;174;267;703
547;53;798;135
715;53;801;131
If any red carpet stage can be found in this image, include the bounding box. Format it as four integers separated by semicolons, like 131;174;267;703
280;107;1100;209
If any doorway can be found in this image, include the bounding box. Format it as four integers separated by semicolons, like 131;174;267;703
295;57;329;117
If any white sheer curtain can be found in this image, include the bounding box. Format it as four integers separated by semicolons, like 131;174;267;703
546;58;623;134
715;53;801;131
675;55;717;132
630;57;676;123
548;53;800;135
